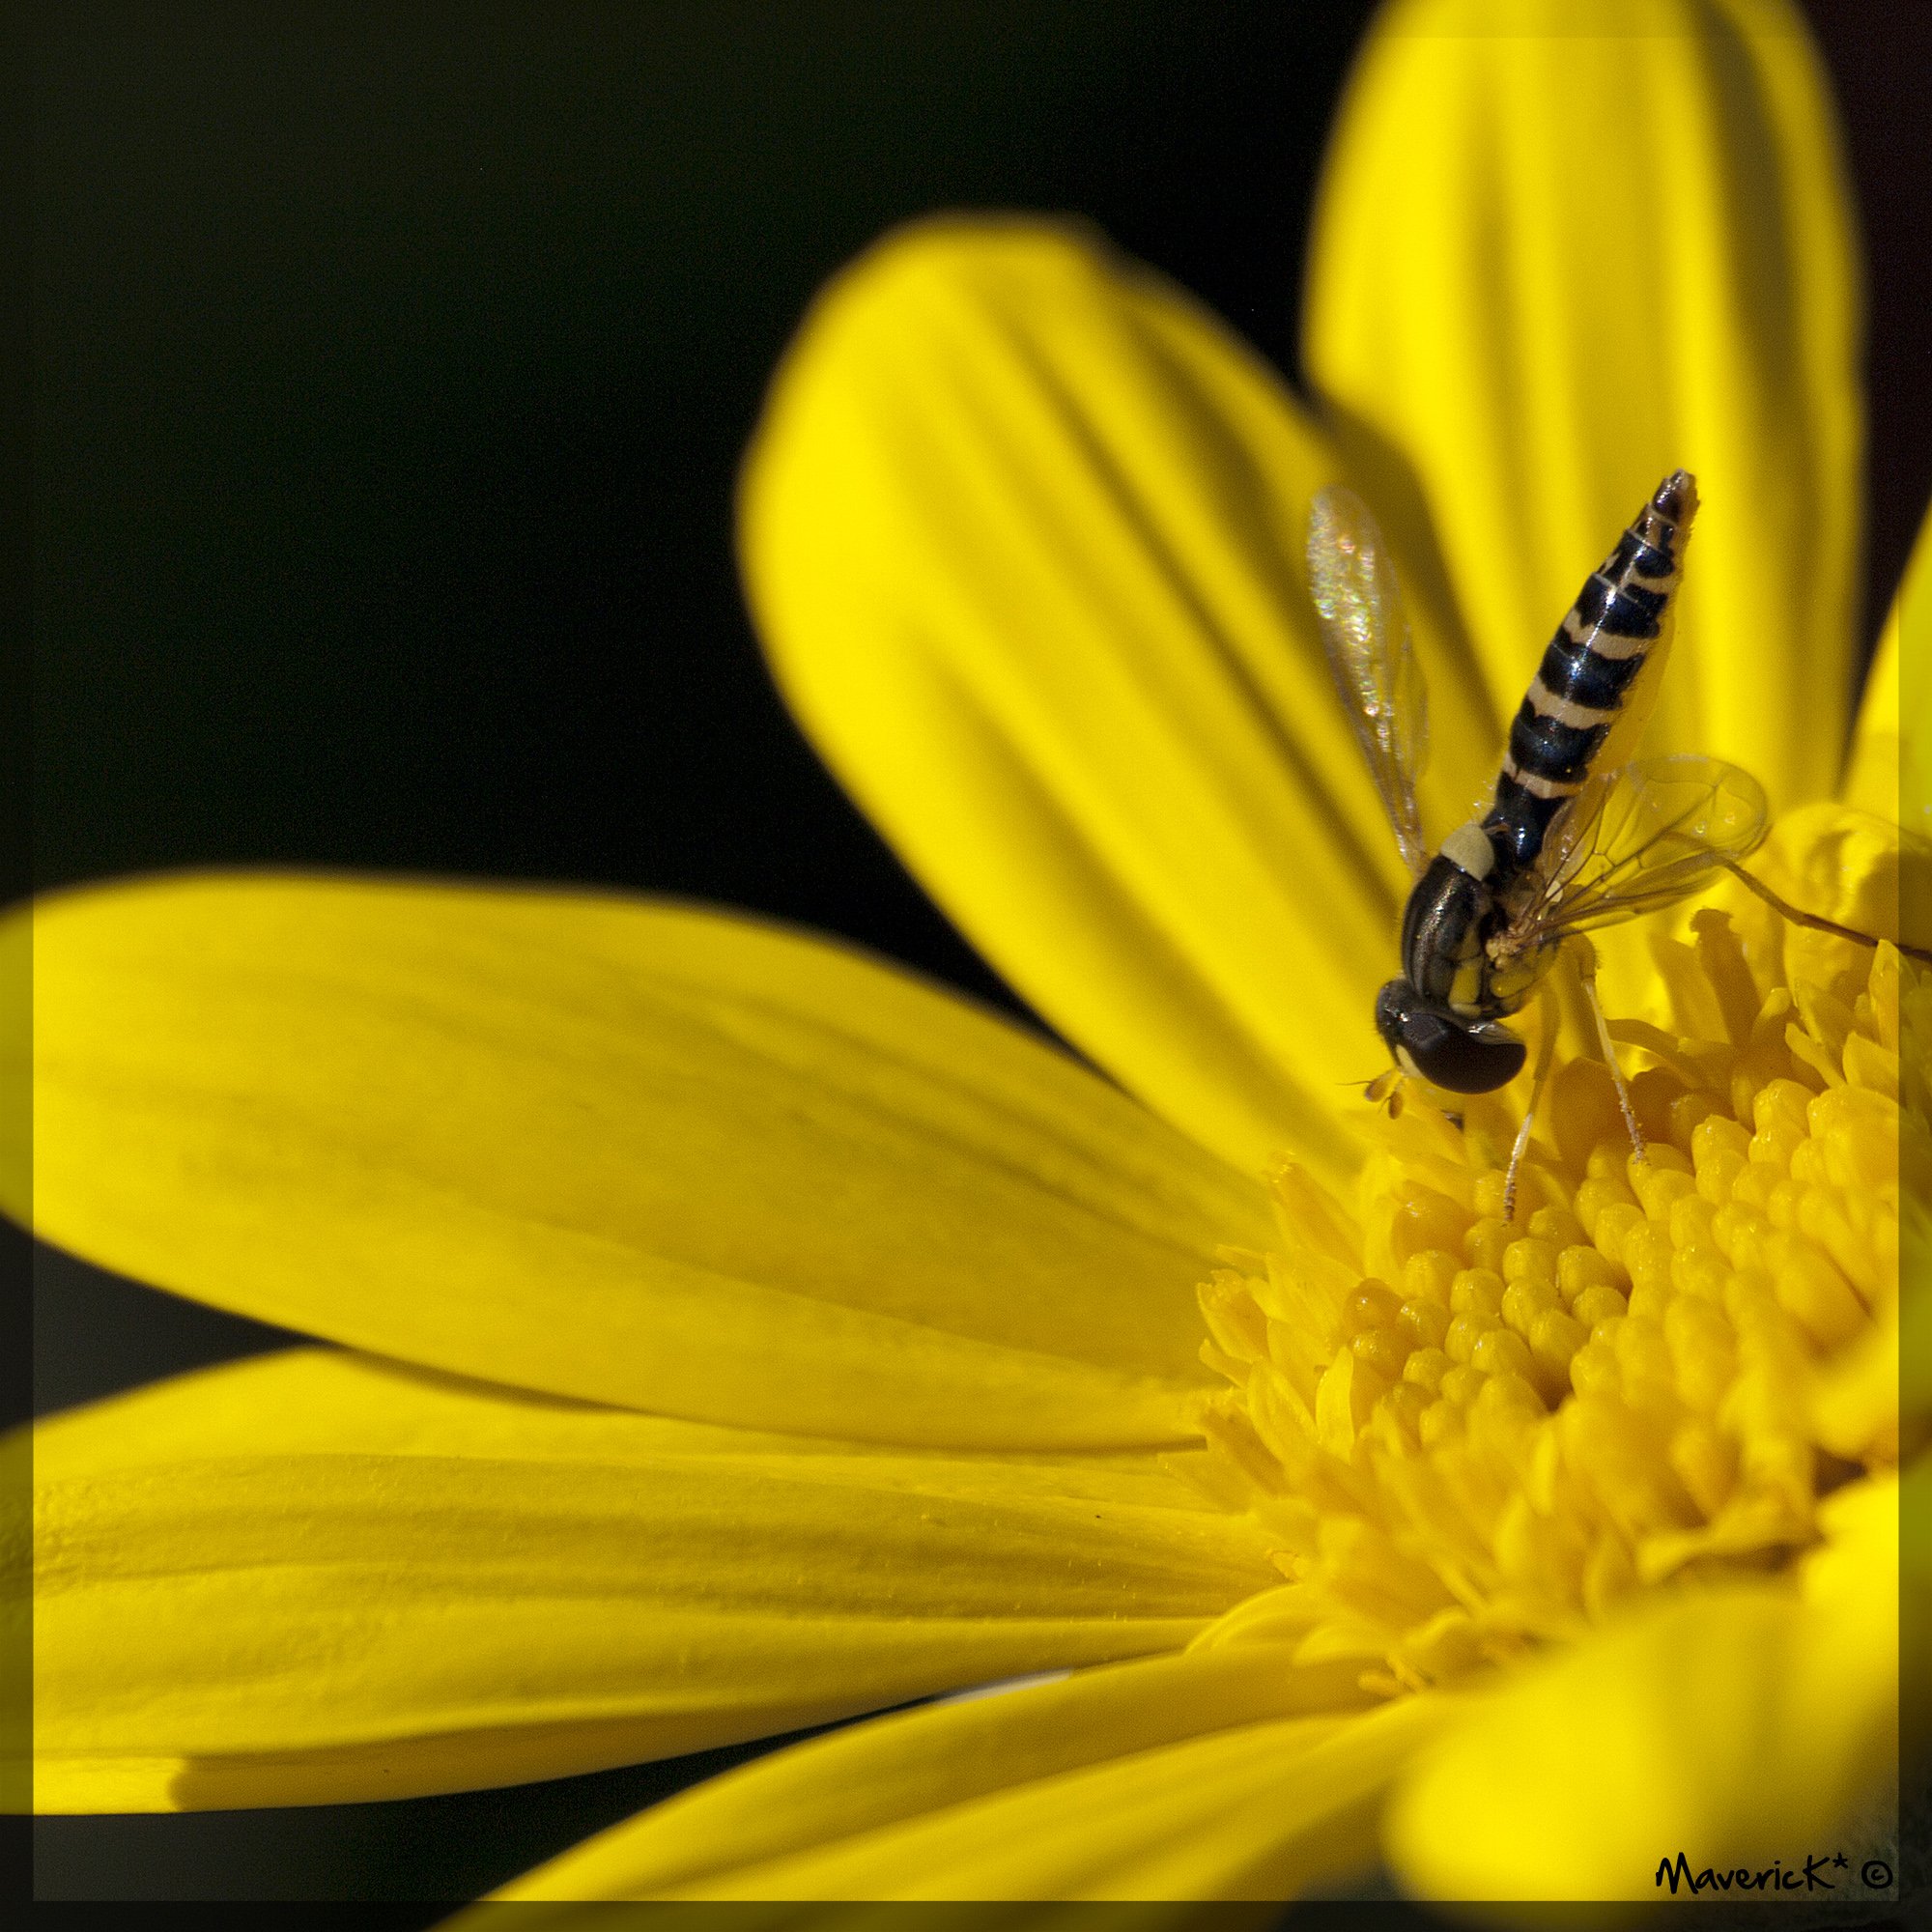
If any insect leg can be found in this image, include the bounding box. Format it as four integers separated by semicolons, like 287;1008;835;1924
1502;980;1561;1222
1720;860;1932;964
1571;935;1647;1171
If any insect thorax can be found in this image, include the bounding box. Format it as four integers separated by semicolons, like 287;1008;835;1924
1401;837;1555;1022
1400;857;1488;1011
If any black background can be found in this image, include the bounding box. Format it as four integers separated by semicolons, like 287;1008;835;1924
20;0;1932;1907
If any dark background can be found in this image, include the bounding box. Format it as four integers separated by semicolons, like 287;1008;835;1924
18;0;1932;1907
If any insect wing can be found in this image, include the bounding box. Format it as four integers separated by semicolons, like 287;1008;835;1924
1507;753;1769;941
1307;487;1430;877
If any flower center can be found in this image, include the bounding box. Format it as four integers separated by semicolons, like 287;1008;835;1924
1188;877;1918;1695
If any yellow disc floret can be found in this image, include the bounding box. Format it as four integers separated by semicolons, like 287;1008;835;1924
1188;812;1920;1697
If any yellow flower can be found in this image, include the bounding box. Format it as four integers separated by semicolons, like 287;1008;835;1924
7;0;1921;1903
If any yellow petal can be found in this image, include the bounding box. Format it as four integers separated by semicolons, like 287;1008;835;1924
479;1646;1451;1903
1385;1473;1900;1900
1305;0;1862;808
25;1350;1279;1810
1843;493;1931;833
1730;799;1932;971
11;872;1272;1448
0;1433;24;1817
740;217;1499;1186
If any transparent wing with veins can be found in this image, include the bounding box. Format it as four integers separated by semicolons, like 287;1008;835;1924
1499;753;1770;949
1307;487;1431;878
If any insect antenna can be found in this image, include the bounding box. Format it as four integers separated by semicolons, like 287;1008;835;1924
1720;860;1932;965
1361;1065;1406;1117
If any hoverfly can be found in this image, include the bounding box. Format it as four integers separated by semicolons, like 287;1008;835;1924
1308;469;1908;1214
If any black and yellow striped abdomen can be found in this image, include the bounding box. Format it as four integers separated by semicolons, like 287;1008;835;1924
1483;470;1696;873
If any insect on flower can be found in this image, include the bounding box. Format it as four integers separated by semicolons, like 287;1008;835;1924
1308;469;1922;1215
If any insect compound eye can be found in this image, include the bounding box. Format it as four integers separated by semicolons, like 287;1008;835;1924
1374;980;1526;1094
1405;1017;1526;1094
